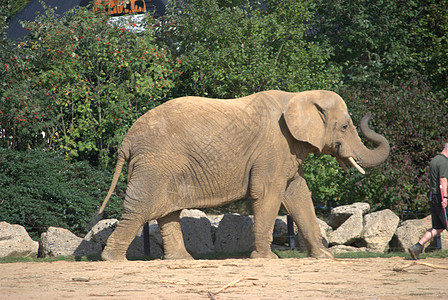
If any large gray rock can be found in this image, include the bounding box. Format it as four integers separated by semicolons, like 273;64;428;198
40;227;102;258
273;215;289;245
441;230;448;249
127;225;164;259
207;214;224;242
317;218;332;248
84;219;119;247
391;216;432;252
328;210;363;246
290;218;332;251
214;213;254;253
180;209;215;255
0;222;39;258
328;202;370;229
146;221;163;249
362;209;399;252
208;215;224;229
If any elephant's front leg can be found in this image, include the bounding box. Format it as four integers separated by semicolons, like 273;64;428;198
157;210;193;260
250;189;283;259
282;176;327;258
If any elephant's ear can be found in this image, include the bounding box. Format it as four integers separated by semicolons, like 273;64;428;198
284;93;327;152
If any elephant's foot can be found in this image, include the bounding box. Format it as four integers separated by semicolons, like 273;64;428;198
163;251;194;260
250;250;278;259
101;247;128;261
309;248;334;259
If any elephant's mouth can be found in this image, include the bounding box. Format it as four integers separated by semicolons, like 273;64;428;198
336;157;366;174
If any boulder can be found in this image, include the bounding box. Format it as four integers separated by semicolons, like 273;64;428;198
441;230;448;250
40;227;102;258
273;215;288;245
208;214;224;229
328;202;370;229
207;214;224;242
390;216;432;252
180;209;215;255
214;213;254;253
328;210;363;246
293;218;332;251
0;222;39;258
126;225;164;259
362;209;399;252
317;218;332;248
147;221;163;248
84;219;119;247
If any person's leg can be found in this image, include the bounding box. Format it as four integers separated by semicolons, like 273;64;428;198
409;198;447;260
408;228;444;260
418;228;444;246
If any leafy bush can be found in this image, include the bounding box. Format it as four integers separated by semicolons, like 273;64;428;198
303;154;392;213
0;148;125;239
1;4;180;167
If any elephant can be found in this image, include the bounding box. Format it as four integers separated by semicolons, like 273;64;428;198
97;90;390;261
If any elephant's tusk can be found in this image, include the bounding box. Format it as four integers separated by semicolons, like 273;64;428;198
348;157;365;174
336;157;349;172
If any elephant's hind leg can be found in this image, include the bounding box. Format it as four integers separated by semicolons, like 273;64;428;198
283;176;327;258
158;210;193;260
102;215;144;261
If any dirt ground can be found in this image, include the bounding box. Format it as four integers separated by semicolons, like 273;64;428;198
1;257;448;300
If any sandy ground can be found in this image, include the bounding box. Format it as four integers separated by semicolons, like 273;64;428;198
1;257;448;300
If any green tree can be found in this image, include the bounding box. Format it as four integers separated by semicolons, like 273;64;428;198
410;0;448;93
159;0;342;98
1;3;181;167
309;0;448;91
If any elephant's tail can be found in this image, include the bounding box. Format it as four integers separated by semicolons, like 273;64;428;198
98;150;127;215
86;148;127;232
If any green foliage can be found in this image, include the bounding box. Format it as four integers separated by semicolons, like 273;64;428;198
8;0;32;20
410;0;448;93
0;148;125;239
159;0;342;98
303;154;392;212
1;4;180;167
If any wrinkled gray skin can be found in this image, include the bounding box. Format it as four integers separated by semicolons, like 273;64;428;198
98;90;390;261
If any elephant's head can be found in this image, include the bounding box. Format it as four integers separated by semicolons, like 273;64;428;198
284;90;390;173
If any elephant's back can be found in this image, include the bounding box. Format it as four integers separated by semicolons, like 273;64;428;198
123;93;286;157
126;97;243;141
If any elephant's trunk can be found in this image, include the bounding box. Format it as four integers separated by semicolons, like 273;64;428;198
354;113;390;169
